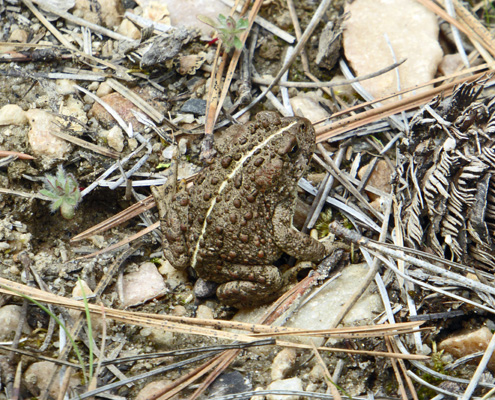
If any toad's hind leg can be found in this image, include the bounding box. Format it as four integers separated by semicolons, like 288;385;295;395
212;265;283;308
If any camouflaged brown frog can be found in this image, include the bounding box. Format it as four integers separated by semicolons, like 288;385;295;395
151;112;337;308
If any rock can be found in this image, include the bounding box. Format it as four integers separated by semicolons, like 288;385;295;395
96;81;113;98
136;380;174;400
117;19;141;40
343;0;443;101
60;96;87;124
89;92;141;131
26;109;72;158
9;28;29;43
0;305;31;340
289;91;332;123
142;1;171;25
267;377;303;400
438;53;465;76
105;125;125;152
73;0;124;28
122;262;167;307
284;263;383;345
209;371;251;396
0;104;27;125
24;361;79;398
55;79;76;95
357;159;393;200
135;0;230;35
140;326;175;347
439;327;495;372
158;259;188;290
69;280;110;332
193;278;218;299
271;348;297;381
315;20;343;70
196;304;214;320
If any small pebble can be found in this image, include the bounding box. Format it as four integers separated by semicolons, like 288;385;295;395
271;348;297;381
24;361;79;398
55;79;76;95
106;125;125;152
118;19;141;40
96;81;113;98
0;104;27;126
267;377;303;400
26;109;72;158
196;304;214;320
0;305;31;340
194;278;218;299
180;98;207;116
123;262;167;307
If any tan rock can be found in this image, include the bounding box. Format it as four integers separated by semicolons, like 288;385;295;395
117;19;141;40
123;262;167;307
9;28;29;43
0;104;27;125
357;159;393;201
73;0;123;28
24;361;79;398
439;327;495;371
0;305;31;340
26;109;72;158
343;0;443;101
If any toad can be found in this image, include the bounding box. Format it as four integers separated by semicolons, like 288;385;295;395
152;112;339;308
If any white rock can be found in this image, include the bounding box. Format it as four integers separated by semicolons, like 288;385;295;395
0;104;27;126
271;348;297;381
61;96;87;124
343;0;443;101
26;109;72;158
267;377;303;400
0;305;31;340
196;304;214;320
135;0;230;35
24;361;79;399
123;262;167;307
289;91;332;123
158;259;188;290
106;125;125;152
55;79;76;95
285;263;383;345
73;0;123;28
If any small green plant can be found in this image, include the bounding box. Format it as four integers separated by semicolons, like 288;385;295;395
197;14;249;51
40;165;81;219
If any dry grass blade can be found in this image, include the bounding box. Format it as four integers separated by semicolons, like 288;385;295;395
0;150;35;160
21;0;76;50
105;78;164;124
74;221;159;259
0;276;426;359
48;130;120;159
315;71;492;141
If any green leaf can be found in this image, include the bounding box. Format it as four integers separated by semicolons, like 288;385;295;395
197;14;217;28
217;14;227;25
233;36;243;49
236;18;249;30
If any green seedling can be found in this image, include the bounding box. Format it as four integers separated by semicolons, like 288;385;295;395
197;13;249;51
40;165;81;219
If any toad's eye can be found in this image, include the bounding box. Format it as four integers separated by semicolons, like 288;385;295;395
288;143;299;156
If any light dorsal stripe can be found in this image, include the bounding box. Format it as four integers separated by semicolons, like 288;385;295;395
191;120;298;268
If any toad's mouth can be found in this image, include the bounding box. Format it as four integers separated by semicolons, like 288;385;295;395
190;120;299;269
